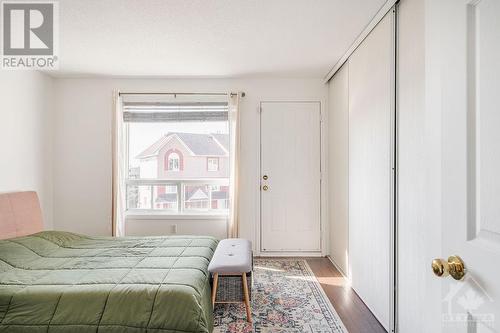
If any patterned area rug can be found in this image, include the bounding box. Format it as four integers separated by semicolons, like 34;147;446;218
214;259;347;333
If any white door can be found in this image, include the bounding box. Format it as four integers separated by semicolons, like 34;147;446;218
433;0;500;332
348;11;394;331
260;102;321;252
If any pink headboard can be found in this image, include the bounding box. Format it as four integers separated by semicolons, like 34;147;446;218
0;191;44;240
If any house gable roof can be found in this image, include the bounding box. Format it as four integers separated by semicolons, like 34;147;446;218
211;134;229;153
135;135;172;159
136;132;228;159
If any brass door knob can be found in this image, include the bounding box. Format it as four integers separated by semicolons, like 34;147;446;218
262;185;269;191
263;175;268;180
432;255;466;280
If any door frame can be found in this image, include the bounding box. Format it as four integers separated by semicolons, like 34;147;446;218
257;100;325;257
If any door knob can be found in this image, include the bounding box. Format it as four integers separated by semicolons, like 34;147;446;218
262;185;269;191
432;255;466;280
263;175;268;180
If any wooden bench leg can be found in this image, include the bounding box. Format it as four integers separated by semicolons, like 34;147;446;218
211;273;218;307
242;273;252;323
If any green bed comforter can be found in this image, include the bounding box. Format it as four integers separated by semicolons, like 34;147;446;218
0;231;218;333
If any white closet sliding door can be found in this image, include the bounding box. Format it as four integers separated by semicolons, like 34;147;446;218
348;11;394;330
327;64;349;275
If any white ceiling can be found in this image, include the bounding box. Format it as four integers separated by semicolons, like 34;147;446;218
55;0;387;78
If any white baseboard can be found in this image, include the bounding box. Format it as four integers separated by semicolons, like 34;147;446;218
326;255;349;279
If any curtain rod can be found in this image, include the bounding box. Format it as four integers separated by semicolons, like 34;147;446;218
118;92;245;97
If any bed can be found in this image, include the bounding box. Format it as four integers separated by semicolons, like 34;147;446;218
0;192;217;333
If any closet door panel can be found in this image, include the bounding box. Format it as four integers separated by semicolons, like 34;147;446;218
348;12;394;330
327;64;349;275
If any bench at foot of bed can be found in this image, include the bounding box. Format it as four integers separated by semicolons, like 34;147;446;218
208;238;253;323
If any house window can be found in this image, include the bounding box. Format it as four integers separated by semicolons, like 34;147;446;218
122;95;230;216
167;152;180;171
207;158;219;172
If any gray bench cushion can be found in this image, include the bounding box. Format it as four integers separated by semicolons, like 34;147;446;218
208;238;252;273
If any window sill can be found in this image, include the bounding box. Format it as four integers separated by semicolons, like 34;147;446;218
125;211;229;220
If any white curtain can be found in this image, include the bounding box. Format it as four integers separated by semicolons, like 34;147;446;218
228;92;241;238
112;91;126;236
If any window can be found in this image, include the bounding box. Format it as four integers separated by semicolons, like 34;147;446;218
207;157;219;172
122;96;230;215
167;152;180;171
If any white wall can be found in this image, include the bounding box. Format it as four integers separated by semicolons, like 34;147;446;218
52;78;327;248
326;64;349;275
0;71;54;229
125;216;227;239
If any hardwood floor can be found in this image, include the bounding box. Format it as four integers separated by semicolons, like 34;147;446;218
306;257;387;333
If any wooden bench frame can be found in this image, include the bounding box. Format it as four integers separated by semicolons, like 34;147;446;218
211;272;252;323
